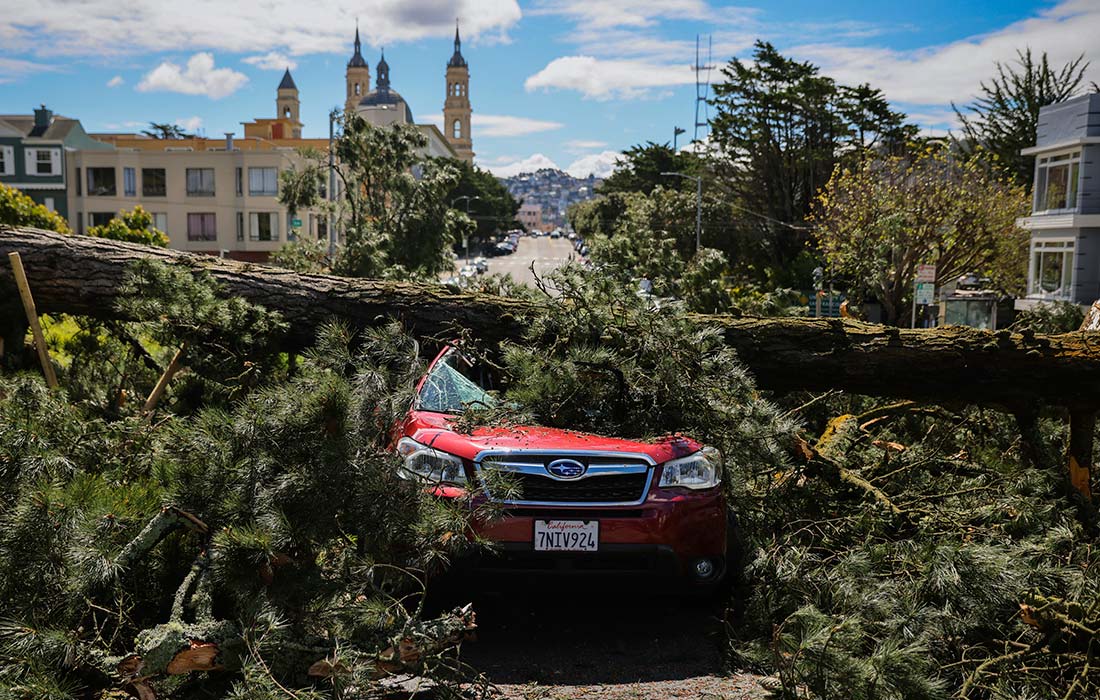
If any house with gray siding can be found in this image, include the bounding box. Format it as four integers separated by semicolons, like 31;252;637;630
1016;93;1100;309
0;105;110;220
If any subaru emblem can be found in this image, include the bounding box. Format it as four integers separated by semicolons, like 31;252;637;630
546;458;586;479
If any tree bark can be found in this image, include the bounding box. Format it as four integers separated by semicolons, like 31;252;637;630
4;226;1100;410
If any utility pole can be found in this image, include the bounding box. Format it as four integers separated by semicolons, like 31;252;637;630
660;171;702;253
673;126;686;151
452;195;481;264
328;108;339;259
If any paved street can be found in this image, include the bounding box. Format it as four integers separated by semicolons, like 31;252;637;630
456;235;578;287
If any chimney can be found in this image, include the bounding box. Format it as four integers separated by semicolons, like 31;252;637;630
33;104;53;132
224;132;235;150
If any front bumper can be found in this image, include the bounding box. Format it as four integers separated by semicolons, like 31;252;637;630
469;487;728;582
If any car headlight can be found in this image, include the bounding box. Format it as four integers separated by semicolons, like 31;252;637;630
658;447;722;490
396;437;467;486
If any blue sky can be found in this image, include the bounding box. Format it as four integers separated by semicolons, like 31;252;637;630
1;1;1097;178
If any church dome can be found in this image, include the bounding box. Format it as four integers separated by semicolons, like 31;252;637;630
358;88;415;123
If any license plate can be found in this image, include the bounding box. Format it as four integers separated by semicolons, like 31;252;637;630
534;520;599;552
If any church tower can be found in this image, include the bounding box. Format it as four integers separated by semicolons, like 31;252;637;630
345;26;370;113
276;68;302;137
443;21;473;162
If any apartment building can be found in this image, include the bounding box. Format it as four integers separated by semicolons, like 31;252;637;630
68;133;329;261
1016;93;1100;308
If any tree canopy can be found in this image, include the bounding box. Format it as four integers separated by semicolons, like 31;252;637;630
442;157;520;242
954;49;1089;187
86;205;169;247
598;141;704;196
709;41;916;285
812;146;1030;325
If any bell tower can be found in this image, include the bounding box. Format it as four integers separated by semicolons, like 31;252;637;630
345;25;371;113
443;20;473;162
276;68;302;137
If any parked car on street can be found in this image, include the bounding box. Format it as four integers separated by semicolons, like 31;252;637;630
473;257;489;274
459;264;478;278
549;230;562;239
392;345;733;587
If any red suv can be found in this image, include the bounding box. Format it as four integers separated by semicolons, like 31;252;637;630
393;345;731;586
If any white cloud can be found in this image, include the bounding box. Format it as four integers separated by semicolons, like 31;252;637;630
175;116;204;132
243;51;297;71
426;113;563;137
565;139;608;151
532;0;734;30
0;56;54;83
137;53;248;99
486;153;561;177
106;75;124;88
566;150;622;178
0;1;521;57
525;55;694;100
790;0;1100;106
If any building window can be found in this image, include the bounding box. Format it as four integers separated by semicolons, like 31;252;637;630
187;212;217;241
123;167;136;196
76;167;81;195
43;197;55;212
1035;151;1081;212
25;148;60;176
142;168;166;196
0;146;12;175
249;212;279;241
354;82;361;96
153;212;168;234
315;214;327;241
237;212;244;241
1029;239;1074;299
186;168;215;196
236;167;243;196
453;119;462;139
248;167;278;196
89;212;114;227
86;167;116;196
76;211;83;234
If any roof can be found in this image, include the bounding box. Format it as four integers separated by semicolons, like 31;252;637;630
348;27;368;68
358;88;414;123
278;69;297;91
448;24;467;68
0;115;79;141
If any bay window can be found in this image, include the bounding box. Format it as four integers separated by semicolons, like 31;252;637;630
1035;151;1080;212
1029;239;1074;300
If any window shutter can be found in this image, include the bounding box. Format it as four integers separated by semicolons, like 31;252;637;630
24;149;34;174
49;149;61;175
0;146;12;175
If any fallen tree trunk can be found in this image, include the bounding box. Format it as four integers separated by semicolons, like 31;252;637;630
3;226;1100;410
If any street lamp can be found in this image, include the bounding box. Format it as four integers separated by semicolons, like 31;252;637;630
660;171;702;253
452;195;481;264
328;108;340;259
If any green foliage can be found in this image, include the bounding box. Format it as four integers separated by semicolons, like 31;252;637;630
954;50;1089;187
141;122;191;140
1011;300;1085;334
709;41;916;284
733;398;1100;699
812;147;1030;325
269;236;329;274
443;157;521;240
87;205;169;247
599;141;703;196
0;183;71;233
0;308;481;697
337;115;463;279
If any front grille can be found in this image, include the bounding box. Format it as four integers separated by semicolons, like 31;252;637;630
511;472;647;502
477;453;652;505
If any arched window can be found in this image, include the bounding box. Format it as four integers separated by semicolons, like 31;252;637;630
354;83;361;96
457;84;464;97
283;107;291;118
453;119;462;139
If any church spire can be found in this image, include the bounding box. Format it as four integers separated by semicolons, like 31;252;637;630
348;22;367;68
448;18;467;68
376;49;390;91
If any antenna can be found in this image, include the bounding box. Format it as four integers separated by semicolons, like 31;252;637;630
693;34;714;143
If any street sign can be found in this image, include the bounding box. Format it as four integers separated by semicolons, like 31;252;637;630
915;282;935;306
916;264;936;283
291;218;302;228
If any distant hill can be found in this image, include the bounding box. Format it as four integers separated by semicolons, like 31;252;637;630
499;168;604;230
